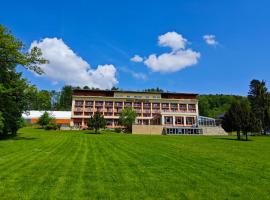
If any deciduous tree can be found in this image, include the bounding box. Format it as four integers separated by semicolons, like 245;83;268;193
119;108;137;132
87;111;106;133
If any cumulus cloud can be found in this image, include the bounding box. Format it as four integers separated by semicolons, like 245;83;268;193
144;50;200;73
143;32;200;72
158;31;187;51
203;34;218;46
29;38;118;89
130;54;143;62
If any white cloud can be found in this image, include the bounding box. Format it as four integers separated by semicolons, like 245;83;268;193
144;50;200;72
119;67;147;80
130;54;143;62
158;31;187;51
203;34;218;46
143;32;200;73
29;38;118;89
131;72;147;80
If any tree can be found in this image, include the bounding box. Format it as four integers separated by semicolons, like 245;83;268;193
119;107;137;132
57;85;73;110
0;112;4;134
0;25;46;136
222;99;260;140
248;79;270;134
87;111;106;133
37;112;55;128
83;86;90;89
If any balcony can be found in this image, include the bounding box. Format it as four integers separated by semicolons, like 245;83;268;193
105;108;114;112
105;102;113;107
135;109;142;113
134;103;142;107
95;108;103;112
115;102;123;107
143;109;151;113
152;103;160;108
152;109;160;114
162;103;169;108
95;101;103;107
85;101;93;107
124;103;132;107
170;103;178;108
143;103;151;108
74;107;83;112
84;108;94;112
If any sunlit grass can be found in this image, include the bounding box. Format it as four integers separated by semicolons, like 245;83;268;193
0;127;269;199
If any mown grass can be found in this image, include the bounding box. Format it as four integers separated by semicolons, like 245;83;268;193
0;127;270;200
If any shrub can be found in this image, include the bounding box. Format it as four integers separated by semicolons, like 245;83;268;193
44;122;58;130
114;128;122;133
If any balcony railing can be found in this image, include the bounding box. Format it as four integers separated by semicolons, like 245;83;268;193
152;109;160;113
85;101;93;106
143;110;151;113
74;107;83;112
115;102;123;107
105;102;113;107
84;108;94;112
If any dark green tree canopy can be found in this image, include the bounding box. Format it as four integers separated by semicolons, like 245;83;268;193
0;25;46;136
87;111;106;133
119;108;137;132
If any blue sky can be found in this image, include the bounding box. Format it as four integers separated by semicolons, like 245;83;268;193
2;0;270;95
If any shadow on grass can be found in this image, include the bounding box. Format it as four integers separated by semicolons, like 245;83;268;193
0;135;38;141
213;137;253;142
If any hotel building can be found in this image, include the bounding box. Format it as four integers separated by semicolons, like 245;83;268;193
71;89;199;131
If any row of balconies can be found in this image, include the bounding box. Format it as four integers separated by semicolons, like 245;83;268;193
73;107;196;114
75;101;195;109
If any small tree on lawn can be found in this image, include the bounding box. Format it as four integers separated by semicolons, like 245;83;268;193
37;111;54;128
87;111;106;134
222;99;260;140
119;107;137;132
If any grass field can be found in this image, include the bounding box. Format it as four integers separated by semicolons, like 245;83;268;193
0;128;270;200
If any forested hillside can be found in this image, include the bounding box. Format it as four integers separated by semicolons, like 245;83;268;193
198;94;245;118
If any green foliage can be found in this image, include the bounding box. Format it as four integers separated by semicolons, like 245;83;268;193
87;111;106;133
119;107;137;132
37;112;55;128
0;112;4;133
0;24;46;135
248;79;270;134
44;122;58;130
143;87;164;92
198;94;246;118
57;85;73;110
222;99;260;140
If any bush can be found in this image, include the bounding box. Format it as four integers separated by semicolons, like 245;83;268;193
44;122;58;130
114;128;122;133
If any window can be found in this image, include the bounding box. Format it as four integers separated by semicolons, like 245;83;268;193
186;117;195;126
175;117;184;125
180;104;187;111
188;104;196;112
164;116;173;125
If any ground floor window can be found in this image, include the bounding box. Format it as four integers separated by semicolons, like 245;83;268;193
106;119;113;126
186;117;195;126
164;116;173;125
175;117;184;125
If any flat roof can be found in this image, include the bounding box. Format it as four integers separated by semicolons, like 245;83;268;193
73;89;198;96
22;111;71;119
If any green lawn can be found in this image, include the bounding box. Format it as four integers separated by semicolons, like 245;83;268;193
0;128;270;200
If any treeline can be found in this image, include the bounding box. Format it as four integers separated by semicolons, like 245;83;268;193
27;85;73;111
198;95;246;118
222;80;270;139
